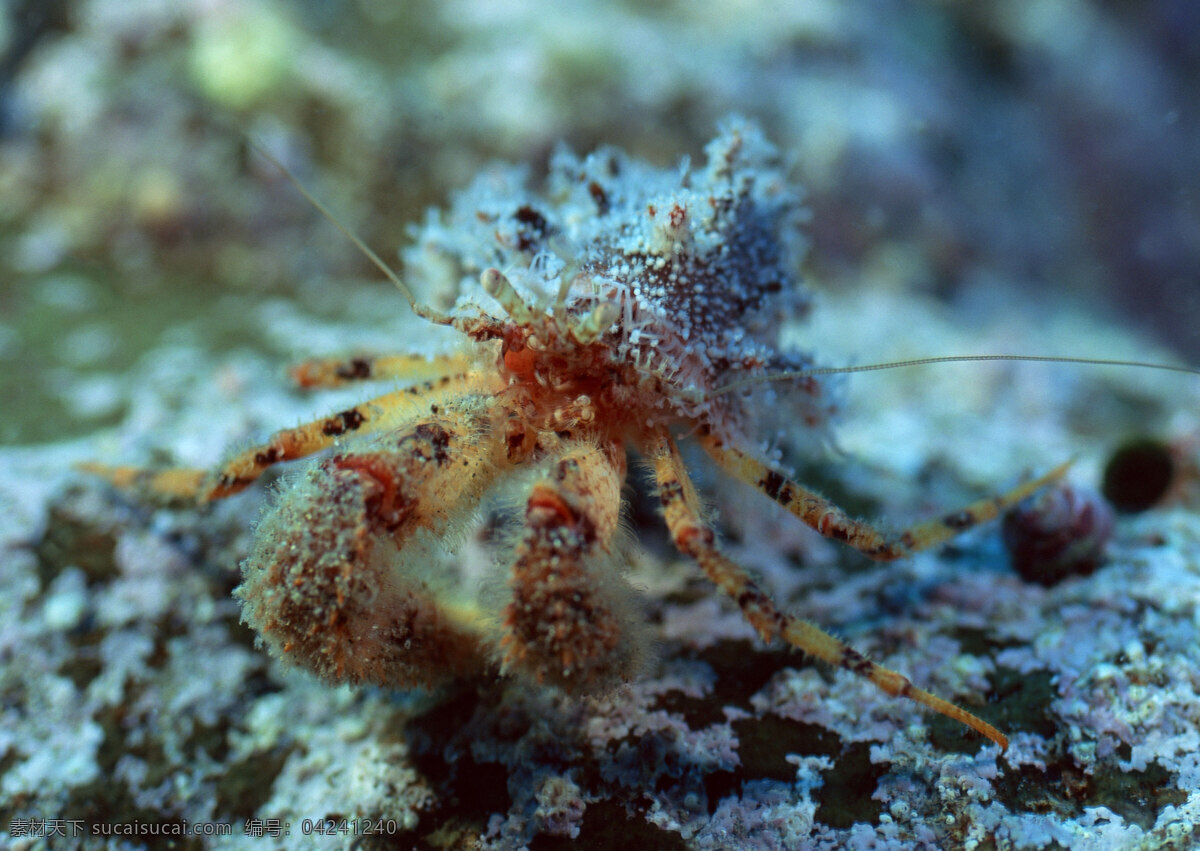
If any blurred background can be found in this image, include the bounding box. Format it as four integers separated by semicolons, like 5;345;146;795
1;0;1197;445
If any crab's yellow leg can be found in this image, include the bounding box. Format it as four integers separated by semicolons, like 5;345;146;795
81;373;477;503
699;434;1070;561
74;465;209;502
648;430;1007;751
289;351;473;389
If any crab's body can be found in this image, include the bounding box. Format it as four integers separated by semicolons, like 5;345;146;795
410;120;831;447
87;119;1066;750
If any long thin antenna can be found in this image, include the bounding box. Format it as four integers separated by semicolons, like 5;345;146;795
249;141;454;326
710;354;1200;397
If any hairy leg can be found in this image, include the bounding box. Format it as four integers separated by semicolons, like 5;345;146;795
238;403;507;687
649;430;1007;750
81;373;484;502
289;351;472;388
699;434;1069;561
501;439;646;691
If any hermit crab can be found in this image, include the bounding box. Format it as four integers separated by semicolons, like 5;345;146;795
86;118;1073;751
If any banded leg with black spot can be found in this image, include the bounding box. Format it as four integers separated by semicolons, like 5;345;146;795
649;430;1008;751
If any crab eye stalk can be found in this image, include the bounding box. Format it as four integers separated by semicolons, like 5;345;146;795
572;301;618;344
482;267;541;328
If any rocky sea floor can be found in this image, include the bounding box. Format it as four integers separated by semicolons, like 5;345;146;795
4;283;1200;850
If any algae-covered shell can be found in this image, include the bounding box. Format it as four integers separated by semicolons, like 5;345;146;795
1003;484;1114;586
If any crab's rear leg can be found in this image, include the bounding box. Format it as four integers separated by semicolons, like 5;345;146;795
237;402;507;686
501;439;647;691
81;375;476;502
649;431;1007;750
699;434;1069;561
289;351;472;389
